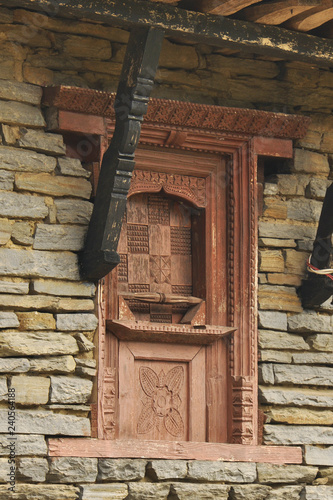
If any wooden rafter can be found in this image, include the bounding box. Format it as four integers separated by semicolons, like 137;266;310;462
240;0;321;25
1;0;333;66
195;0;260;16
285;0;333;31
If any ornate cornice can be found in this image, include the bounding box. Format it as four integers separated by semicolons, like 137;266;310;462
43;86;310;140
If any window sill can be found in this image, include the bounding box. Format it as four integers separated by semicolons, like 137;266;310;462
48;438;302;464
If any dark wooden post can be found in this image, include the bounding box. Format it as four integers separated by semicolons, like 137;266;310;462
80;27;164;280
300;183;333;308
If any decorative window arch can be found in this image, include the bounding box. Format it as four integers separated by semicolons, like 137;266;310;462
45;87;308;463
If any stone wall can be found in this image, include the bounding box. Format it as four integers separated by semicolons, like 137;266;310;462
0;5;332;500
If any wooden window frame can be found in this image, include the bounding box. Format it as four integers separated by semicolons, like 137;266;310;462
45;87;309;463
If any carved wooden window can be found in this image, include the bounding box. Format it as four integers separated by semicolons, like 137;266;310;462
44;87;308;462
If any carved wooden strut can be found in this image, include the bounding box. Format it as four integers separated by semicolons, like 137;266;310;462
80;27;164;280
300;182;333;308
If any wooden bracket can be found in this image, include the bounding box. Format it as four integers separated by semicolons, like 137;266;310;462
299;183;333;308
80;27;164;280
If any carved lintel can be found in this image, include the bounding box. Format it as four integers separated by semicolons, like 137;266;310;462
232;376;255;445
80;27;164;281
300;183;333;308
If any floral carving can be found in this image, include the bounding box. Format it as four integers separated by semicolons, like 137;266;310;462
137;366;184;437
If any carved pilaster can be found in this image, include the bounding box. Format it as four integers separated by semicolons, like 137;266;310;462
80;27;164;280
232;376;255;445
102;367;117;440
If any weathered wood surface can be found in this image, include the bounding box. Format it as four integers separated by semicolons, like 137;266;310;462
285;0;333;31
48;438;303;464
80;26;164;280
107;320;236;344
2;0;333;66
240;0;321;25
196;0;260;16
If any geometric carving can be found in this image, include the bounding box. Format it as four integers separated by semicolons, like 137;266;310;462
232;376;254;445
171;227;191;255
127;224;149;253
150;313;172;323
150;256;171;284
148;195;170;225
128;284;150;313
137;366;184;437
172;285;192;295
102;367;117;440
118;254;128;282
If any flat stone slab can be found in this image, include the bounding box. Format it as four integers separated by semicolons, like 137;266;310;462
266;407;333;426
81;484;128;500
0;434;47;456
58;157;91;177
187;461;256;483
56;313;98;331
16;172;92;199
288;312;331;333
127;483;170;500
0;146;55;172
257;463;318;484
18;128;66;155
230;484;272;500
33;279;95;297
0;78;42;104
17;457;48;482
55;198;93;224
11;374;50;405
0;248;80;280
0;331;79;357
0;311;19;329
147;459;187;480
0;101;45;127
98;458;147;481
0;409;90;436
170;483;230;499
0;280;29;294
48;457;98;483
264;425;333;445
34;224;87;251
261;363;333;387
302;486;333;499
305;446;333;466
50;375;93;403
0;484;79;500
259;386;333;408
0;191;48;219
259;330;309;350
0;294;93;312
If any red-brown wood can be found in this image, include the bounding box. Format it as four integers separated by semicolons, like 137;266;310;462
48;438;303;464
47;109;106;136
253;137;293;158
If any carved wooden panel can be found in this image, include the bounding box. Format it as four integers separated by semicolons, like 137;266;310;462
117;192;197;323
118;342;206;442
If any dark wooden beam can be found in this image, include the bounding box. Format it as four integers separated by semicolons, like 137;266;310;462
80;26;164;281
2;0;333;66
299;183;333;308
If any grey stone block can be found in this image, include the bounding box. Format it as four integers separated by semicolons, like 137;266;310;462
0;280;29;294
50;375;93;403
0;311;19;328
301;486;333;500
33;279;95;297
98;458;146;481
11;375;50;405
0;409;90;436
293;352;333;364
258;311;288;331
0;357;30;372
293;149;330;175
304;446;333;466
0;146;55;172
18;128;66;155
272;364;333;387
257;463;318;484
17;457;49;482
259;386;333;408
30;355;76;373
0;78;42;104
33;224;87;251
0;434;47;456
0;169;14;190
264;425;333;445
0;294;93;312
127;483;170;500
0;331;79;357
55;198;93;225
56;313;98;331
170;483;230;499
267;485;303;499
288;312;331;334
0;484;79;499
230;485;272;500
0;101;45;127
58;157;91;177
81;484;128;500
147;459;187;480
259;221;316;240
287;199;322;223
259;330;309;350
0;192;48;219
187;461;256;483
12;221;34;245
48;457;98;483
306;178;332;200
0;248;80;280
16;172;92;199
307;334;333;352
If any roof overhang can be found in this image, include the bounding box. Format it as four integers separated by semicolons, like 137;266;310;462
2;0;333;67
